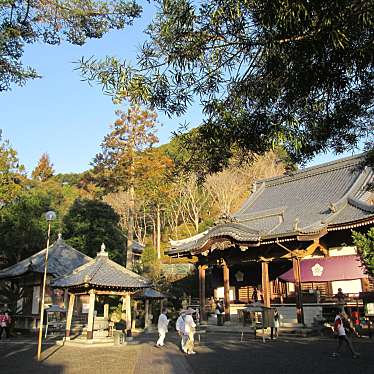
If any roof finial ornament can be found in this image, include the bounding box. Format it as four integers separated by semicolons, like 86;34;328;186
293;217;300;231
251;182;257;193
329;202;337;213
98;242;109;257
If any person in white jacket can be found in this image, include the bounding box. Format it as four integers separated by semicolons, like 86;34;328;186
156;308;169;347
176;310;186;352
183;308;196;355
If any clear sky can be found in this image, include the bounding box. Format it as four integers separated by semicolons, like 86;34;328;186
0;2;360;175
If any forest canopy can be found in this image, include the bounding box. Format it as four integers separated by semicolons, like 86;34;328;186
79;0;374;171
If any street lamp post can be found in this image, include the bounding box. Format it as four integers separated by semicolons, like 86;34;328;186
37;210;56;361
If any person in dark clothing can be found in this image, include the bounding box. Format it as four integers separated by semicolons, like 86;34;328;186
252;287;264;303
335;288;345;312
252;287;259;303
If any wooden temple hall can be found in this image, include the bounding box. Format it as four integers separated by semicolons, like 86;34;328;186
167;155;374;325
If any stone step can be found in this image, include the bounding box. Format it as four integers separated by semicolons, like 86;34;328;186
281;321;300;328
56;338;115;347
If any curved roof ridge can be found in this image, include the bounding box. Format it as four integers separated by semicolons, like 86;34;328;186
2;238;83;272
170;230;210;246
348;196;374;213
235;182;266;216
293;172;370;232
255;153;364;188
237;206;286;221
328;167;371;210
87;256;107;283
0;238;92;280
30;238;92;264
53;238;92;262
64;256;96;276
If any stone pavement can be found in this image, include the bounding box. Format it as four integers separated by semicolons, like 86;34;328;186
0;334;192;374
1;333;373;374
189;334;374;374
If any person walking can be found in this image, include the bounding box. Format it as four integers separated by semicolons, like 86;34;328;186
183;308;196;355
176;310;186;352
332;311;359;359
0;310;11;339
155;308;169;348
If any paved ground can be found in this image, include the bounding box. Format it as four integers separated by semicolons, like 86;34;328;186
1;333;373;374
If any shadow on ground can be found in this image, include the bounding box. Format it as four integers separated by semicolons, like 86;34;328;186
188;333;374;374
1;333;373;374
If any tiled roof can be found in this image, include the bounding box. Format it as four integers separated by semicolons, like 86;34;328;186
168;154;374;255
133;288;166;299
132;241;145;254
0;237;92;279
52;245;151;290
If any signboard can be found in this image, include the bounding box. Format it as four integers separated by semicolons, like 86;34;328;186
215;287;235;301
365;302;374;316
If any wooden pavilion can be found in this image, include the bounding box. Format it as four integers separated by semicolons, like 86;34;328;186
52;244;151;340
133;288;166;330
167;154;374;324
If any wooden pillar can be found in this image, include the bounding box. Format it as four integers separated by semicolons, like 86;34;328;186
86;290;95;340
132;301;138;330
104;304;109;319
270;281;274;301
292;257;304;325
125;292;132;337
199;265;207;322
63;290;69;310
361;278;370;292
144;299;149;329
65;293;75;339
261;261;271;307
223;261;231;321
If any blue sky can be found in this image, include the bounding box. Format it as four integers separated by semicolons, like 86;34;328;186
0;2;360;175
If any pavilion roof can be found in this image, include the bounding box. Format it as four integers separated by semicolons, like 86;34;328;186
133;287;166;300
132;241;145;254
0;236;92;280
168;154;374;256
52;244;151;290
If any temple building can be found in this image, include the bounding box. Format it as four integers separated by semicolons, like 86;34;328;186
167;154;374;325
0;235;91;330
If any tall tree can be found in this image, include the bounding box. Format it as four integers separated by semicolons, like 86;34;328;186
62;198;125;261
0;188;57;265
353;228;374;276
93;104;159;267
135;147;174;258
32;152;54;181
0;0;142;91
80;0;374;171
0;132;25;204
